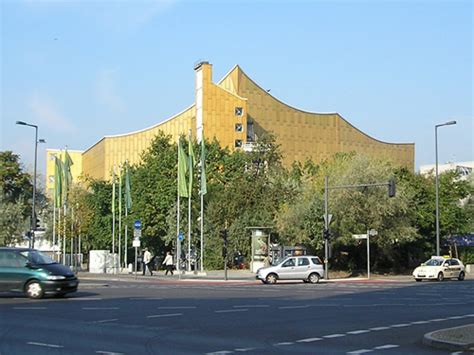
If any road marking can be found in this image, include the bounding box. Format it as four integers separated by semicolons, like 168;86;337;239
233;305;269;308
129;297;163;300
83;307;119;310
278;305;309;309
390;323;410;328
369;326;390;331
411;321;430;325
157;306;196;309
93;319;118;323
429;318;445;322
296;337;322;343
14;307;47;310
347;349;373;354
27;342;64;348
323;333;345;338
215;309;248;313
374;344;399;350
96;351;124;355
347;330;371;334
234;348;257;352
147;313;183;318
447;315;464;319
206;351;233;355
274;342;294;346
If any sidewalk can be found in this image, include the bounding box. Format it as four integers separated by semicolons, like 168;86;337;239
423;324;474;351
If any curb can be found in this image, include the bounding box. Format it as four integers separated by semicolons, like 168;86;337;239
423;324;474;351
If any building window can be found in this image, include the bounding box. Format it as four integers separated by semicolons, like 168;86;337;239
235;140;243;148
235;107;243;116
235;123;243;132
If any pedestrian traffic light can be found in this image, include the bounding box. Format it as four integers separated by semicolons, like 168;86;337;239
323;228;331;240
388;178;396;198
34;216;41;230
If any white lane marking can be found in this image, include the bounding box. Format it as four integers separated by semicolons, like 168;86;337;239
233;305;269;308
27;342;64;348
372;303;405;306
129;297;163;300
96;351;125;355
374;344;399;350
83;307;119;310
157;306;196;309
369;326;390;331
390;323;410;328
206;351;233;355
347;350;373;354
429;318;445;322
274;342;294;346
14;307;47;310
147;313;183;318
347;330;370;334
411;321;430;325
296;337;322;343
447;315;464;319
94;319;118;323
215;309;248;313
323;333;345;338
278;305;309;309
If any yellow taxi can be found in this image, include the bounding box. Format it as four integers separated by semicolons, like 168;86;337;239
412;256;465;282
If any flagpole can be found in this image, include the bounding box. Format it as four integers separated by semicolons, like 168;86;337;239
53;204;56;259
187;130;192;272
58;206;61;262
63;204;66;265
176;138;181;274
200;190;203;272
119;164;122;272
70;206;74;269
112;165;116;274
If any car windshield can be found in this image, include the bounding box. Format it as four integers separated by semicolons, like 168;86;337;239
20;250;55;265
424;258;443;266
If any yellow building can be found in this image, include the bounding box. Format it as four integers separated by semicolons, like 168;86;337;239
46;62;414;189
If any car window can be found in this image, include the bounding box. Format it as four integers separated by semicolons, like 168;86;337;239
450;259;459;266
20;250;55;265
425;259;443;266
311;258;322;265
282;258;295;267
298;258;309;266
0;251;26;267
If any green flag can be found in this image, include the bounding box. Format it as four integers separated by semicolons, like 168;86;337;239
200;137;207;195
124;163;132;211
54;157;63;208
62;149;74;205
178;138;188;197
188;136;195;195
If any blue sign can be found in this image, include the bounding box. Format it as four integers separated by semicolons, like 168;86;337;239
134;220;142;229
178;233;184;242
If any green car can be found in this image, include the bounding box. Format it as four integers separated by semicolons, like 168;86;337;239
0;247;79;299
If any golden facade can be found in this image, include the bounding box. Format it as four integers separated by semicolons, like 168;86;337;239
46;62;414;187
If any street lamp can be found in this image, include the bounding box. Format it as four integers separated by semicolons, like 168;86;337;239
16;121;45;249
435;120;456;256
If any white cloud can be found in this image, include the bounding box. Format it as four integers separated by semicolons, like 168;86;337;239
95;68;126;113
28;94;76;133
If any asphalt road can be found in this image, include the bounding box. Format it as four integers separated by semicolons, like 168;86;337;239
0;278;473;355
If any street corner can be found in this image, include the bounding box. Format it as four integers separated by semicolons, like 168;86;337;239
423;324;474;352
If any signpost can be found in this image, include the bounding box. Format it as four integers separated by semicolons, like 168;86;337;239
133;220;142;279
177;232;183;279
353;229;377;279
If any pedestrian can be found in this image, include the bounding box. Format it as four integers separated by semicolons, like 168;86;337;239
143;248;153;276
163;251;174;276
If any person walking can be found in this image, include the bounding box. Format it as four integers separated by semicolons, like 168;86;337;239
143;248;153;276
163;251;174;276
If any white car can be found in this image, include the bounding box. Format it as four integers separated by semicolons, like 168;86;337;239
412;256;465;282
256;255;324;284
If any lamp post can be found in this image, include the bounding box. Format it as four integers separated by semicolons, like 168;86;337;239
16;121;45;249
435;120;456;256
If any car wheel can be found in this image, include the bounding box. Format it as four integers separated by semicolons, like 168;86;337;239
458;271;465;281
415;279;422;282
265;273;277;284
25;280;44;299
437;272;444;282
308;273;320;284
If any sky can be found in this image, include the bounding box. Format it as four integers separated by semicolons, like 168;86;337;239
1;0;472;179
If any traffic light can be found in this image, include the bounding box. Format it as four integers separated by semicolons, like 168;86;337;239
323;228;331;240
388;178;396;198
220;229;228;258
34;216;41;230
